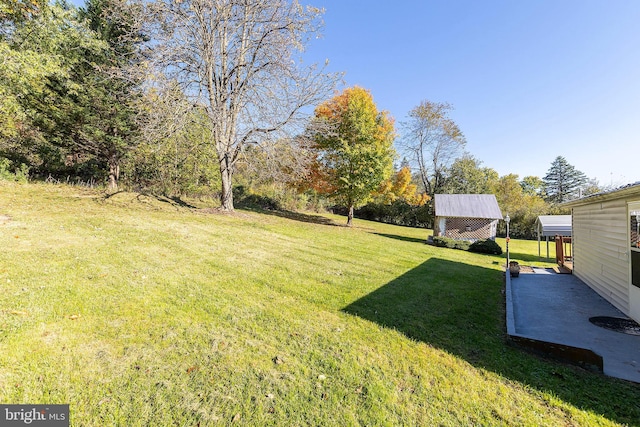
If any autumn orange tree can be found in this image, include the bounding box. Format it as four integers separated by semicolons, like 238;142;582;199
310;86;395;226
376;166;429;206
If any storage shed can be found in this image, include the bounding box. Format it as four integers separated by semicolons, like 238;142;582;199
562;182;640;323
433;194;503;241
535;215;572;259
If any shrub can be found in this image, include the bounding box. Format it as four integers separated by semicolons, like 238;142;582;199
0;158;29;183
233;186;281;210
432;236;470;251
469;239;503;255
354;200;431;228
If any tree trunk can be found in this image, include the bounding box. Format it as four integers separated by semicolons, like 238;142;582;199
346;204;354;227
219;154;234;211
108;155;120;192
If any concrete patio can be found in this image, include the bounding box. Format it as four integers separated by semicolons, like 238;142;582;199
506;267;640;383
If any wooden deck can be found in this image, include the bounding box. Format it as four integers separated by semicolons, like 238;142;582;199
554;261;573;274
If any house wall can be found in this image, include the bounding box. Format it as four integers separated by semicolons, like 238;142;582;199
629;202;640;322
572;199;630;316
435;217;497;241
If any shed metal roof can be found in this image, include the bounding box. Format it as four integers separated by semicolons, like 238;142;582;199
535;215;572;237
434;194;503;219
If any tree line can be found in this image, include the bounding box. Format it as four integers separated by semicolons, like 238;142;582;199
1;0;339;206
1;0;607;236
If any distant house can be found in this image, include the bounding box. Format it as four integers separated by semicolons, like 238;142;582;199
535;215;572;259
433;194;503;241
563;182;640;323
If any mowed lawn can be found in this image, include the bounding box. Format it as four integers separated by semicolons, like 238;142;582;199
1;182;638;426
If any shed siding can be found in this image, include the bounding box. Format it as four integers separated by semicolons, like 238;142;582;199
439;217;496;240
573;200;629;313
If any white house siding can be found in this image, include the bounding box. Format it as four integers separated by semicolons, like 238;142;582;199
573;200;629;314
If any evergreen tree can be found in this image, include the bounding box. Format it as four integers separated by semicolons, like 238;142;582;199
543;156;587;204
0;3;106;172
1;1;145;187
69;0;146;189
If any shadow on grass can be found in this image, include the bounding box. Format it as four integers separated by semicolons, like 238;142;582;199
372;233;426;245
102;192;199;209
102;190;126;199
508;251;555;263
342;258;639;426
153;195;198;209
240;207;341;227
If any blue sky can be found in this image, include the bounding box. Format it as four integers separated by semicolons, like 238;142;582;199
70;0;639;186
304;0;640;186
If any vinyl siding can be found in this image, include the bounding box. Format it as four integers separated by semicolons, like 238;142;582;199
573;200;629;313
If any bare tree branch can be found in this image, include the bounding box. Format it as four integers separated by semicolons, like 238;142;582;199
401;101;466;199
142;0;339;210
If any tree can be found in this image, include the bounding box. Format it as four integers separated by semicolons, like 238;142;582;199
442;154;498;194
0;0;146;188
63;0;147;190
401;101;466;199
581;178;609;196
127;94;222;196
494;173;549;239
0;3;109;174
146;0;338;211
310;86;395;226
543;156;587;204
494;174;525;219
520;175;545;197
0;0;47;29
376;166;429;206
0;40;59;143
0;0;49;144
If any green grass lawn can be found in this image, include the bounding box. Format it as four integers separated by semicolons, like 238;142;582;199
1;181;638;426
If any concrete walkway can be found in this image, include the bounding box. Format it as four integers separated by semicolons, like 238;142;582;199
506;268;640;383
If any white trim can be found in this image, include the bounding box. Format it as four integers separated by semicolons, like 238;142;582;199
628;201;640;323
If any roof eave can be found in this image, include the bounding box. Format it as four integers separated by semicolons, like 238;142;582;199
562;183;640;208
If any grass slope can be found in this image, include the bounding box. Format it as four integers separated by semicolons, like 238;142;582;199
0;182;638;426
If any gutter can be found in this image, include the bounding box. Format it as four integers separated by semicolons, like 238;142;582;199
562;182;640;208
